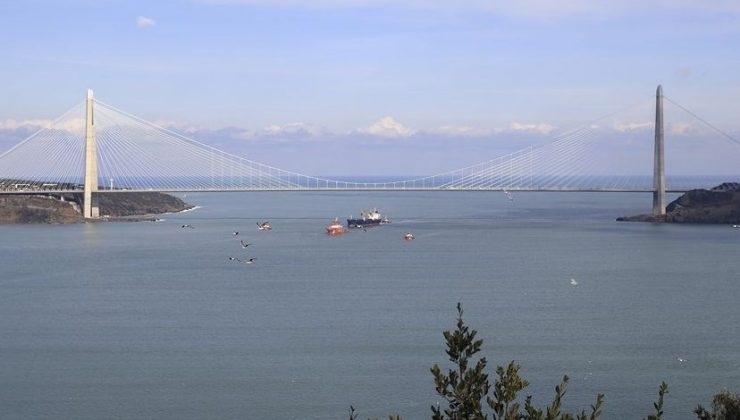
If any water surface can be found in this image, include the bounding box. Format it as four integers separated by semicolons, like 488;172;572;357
1;192;738;419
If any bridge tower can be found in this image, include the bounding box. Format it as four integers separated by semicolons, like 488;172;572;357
653;85;666;216
83;89;100;218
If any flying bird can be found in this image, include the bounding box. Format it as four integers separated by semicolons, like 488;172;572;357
240;240;252;248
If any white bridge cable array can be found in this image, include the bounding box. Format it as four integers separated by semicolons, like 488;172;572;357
93;97;659;191
0;102;86;190
0;95;737;193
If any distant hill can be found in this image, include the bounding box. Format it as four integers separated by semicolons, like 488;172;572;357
618;182;740;224
0;192;192;224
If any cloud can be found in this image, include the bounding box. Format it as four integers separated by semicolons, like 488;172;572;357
261;122;329;139
354;117;416;138
0;118;86;134
669;121;695;135
157;121;332;146
509;122;557;135
427;125;498;137
614;121;653;132
0;119;63;154
0;119;52;130
137;16;156;29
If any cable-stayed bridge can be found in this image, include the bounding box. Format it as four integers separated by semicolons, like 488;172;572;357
0;86;738;218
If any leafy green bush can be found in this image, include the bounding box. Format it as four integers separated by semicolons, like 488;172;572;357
350;304;737;420
695;390;740;420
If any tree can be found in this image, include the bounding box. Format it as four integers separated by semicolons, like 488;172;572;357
695;390;740;420
349;303;737;419
644;382;668;420
431;303;490;419
430;303;603;420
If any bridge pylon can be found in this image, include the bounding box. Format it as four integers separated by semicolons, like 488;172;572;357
653;85;666;216
83;89;100;218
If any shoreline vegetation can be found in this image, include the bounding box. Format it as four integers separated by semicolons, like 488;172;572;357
618;182;740;224
0;192;193;224
349;304;740;420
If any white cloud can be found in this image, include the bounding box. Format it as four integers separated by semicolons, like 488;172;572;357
261;122;328;138
0;119;52;130
669;121;695;135
509;122;557;135
614;121;653;132
159;122;333;144
57;118;86;135
0;118;86;135
137;16;156;29
428;125;498;137
354;117;416;138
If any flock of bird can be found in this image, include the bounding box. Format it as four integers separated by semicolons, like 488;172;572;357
181;221;271;265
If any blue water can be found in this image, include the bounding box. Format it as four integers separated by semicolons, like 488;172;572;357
0;192;738;419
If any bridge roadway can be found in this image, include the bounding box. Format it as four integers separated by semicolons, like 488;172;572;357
0;188;692;194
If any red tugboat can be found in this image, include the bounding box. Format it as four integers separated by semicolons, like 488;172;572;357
326;218;347;235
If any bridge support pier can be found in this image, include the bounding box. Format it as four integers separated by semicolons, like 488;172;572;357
83;89;100;219
652;85;665;216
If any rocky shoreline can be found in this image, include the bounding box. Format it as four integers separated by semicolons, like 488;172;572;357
0;192;193;224
617;182;740;224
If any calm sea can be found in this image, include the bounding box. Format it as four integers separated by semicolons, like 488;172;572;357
1;191;738;419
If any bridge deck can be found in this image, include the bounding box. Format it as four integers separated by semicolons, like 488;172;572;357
0;188;690;194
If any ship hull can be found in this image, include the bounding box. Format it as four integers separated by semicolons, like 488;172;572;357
346;218;382;228
326;226;346;235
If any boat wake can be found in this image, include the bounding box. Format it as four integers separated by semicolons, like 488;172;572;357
178;205;202;214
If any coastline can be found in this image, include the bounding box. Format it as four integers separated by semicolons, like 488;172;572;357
0;192;193;224
617;182;740;224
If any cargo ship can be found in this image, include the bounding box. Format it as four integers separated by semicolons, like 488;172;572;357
346;208;390;228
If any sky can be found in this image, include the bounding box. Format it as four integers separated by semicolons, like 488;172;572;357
1;0;739;176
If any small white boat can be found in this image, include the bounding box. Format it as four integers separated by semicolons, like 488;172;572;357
257;221;272;231
404;232;415;241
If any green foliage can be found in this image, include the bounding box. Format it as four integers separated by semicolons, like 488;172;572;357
695;390;740;420
488;361;529;420
577;393;604;420
431;303;603;420
431;303;490;419
519;376;604;420
348;405;404;420
350;304;738;419
644;382;669;420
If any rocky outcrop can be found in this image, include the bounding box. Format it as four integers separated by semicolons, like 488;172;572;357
0;192;192;224
618;183;740;224
97;193;192;217
0;195;82;224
